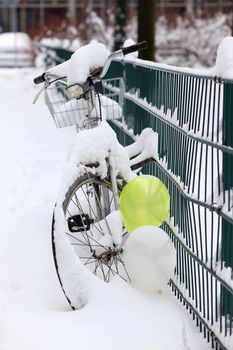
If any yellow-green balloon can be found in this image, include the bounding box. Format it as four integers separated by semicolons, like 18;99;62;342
119;175;170;233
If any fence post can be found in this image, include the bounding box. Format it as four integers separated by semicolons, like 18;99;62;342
221;82;233;319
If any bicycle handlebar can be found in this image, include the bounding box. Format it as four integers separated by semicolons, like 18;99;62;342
99;41;148;78
122;41;148;56
34;72;46;85
33;41;148;85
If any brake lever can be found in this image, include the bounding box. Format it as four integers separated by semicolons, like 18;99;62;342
33;81;50;104
33;75;67;104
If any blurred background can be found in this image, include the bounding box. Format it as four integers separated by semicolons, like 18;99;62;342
0;0;232;67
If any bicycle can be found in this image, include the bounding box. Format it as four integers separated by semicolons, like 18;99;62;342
33;41;160;310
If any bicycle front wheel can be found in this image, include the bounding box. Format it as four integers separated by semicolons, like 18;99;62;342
52;172;130;307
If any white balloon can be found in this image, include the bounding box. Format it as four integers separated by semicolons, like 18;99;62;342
124;226;176;293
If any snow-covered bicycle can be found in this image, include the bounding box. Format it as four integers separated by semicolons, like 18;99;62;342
33;41;173;310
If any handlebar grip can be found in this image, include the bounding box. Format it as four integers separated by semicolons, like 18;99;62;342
122;41;148;56
33;73;46;84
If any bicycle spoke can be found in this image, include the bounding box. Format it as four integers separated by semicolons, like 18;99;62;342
83;258;97;265
99;261;109;281
79;186;103;231
66;230;89;245
114;254;131;282
94;259;101;275
66;229;108;252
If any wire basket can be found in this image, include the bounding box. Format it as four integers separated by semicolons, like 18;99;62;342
45;78;124;129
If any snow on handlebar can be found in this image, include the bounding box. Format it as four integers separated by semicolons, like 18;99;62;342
33;41;148;86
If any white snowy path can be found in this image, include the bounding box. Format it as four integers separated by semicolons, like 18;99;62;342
0;68;209;350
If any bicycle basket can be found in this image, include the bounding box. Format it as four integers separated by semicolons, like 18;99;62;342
45;80;95;128
45;78;124;129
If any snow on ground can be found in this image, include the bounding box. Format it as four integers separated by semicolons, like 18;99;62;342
0;68;210;350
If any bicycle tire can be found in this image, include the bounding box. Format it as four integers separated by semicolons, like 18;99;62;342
52;172;130;309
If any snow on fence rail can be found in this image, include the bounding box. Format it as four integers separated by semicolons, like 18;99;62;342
43;46;233;350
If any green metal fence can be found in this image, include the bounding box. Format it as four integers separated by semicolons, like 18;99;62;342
43;47;233;349
107;59;233;350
